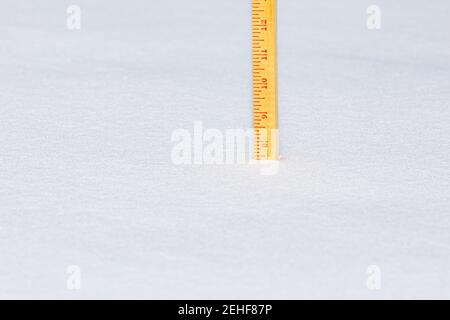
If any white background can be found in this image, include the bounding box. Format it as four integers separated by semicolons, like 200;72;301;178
0;0;449;299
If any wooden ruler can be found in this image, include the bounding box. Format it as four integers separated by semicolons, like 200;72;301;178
252;0;278;161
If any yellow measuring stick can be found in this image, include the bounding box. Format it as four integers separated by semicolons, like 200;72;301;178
252;0;278;161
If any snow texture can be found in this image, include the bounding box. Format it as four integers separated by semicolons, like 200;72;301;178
0;0;449;299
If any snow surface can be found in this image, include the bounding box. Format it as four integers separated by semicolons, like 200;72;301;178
0;0;449;299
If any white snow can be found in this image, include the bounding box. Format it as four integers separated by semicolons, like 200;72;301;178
0;0;449;299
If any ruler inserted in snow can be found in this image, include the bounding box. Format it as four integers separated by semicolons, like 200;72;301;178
252;0;278;161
